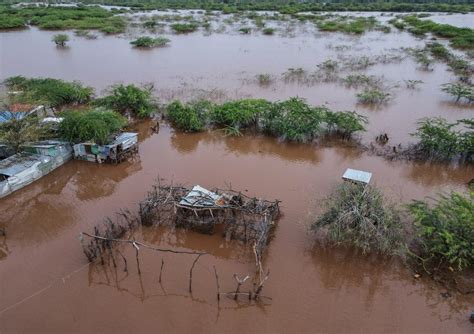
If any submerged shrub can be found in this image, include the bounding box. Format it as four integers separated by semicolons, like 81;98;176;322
261;97;325;142
3;76;93;108
412;117;473;161
166;100;211;132
239;27;251;34
0;114;48;153
312;182;403;255
130;36;170;48
324;111;368;138
52;33;69;47
256;73;273;85
211;99;271;129
58;109;127;145
95;84;155;118
408;192;474;271
171;23;198;33
425;42;452;61
441;82;474;103
357;88;390;105
262;27;275;35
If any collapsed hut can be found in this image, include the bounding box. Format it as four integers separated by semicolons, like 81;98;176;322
139;183;280;244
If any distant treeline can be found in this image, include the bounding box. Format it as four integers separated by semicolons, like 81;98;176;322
1;1;473;13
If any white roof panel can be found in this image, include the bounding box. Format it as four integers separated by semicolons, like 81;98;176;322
342;168;372;184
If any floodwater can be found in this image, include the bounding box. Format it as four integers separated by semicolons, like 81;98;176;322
1;12;474;333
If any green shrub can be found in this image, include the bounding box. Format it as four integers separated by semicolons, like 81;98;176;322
412;117;473;161
130;36;170;48
52;33;69;47
95;84;155;118
261;97;325;142
211;99;271;129
441;82;474;103
0;14;26;29
425;42;452;61
312;182;403;255
3;76;93;108
166;100;211;132
239;27;251;34
58;109;127;145
0;114;48;153
171;23;198;33
356;88;390;104
408;192;474;271
262;27;274;35
324;111;368;138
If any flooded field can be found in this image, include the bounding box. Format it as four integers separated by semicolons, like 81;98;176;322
1;10;473;333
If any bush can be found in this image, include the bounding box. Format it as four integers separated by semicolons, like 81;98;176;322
261;97;325;142
166;100;211;132
0;14;26;29
130;36;170;48
52;33;69;47
408;192;474;271
357;88;390;104
4;76;93;108
171;23;198;33
425;42;452;61
95;84;155;118
0;114;48;153
412;117;473;161
441;83;474;103
324;111;368;138
239;27;251;34
58;109;126;145
256;73;272;85
262;27;275;35
312;182;403;255
211;99;271;129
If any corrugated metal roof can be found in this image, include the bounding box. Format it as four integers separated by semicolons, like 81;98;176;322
179;185;222;208
342;168;372;184
0;153;50;177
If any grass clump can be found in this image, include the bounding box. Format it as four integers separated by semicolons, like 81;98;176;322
58;109;126;145
256;73;273;85
262;27;275;35
408;192;474;272
3;76;93;108
94;84;155;118
130;36;170;48
166;100;212;132
312;182;403;255
239;27;251;34
357;88;390;105
170;23;198;33
342;74;379;88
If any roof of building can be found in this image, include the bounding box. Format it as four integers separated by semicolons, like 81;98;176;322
0;152;50;177
342;168;372;184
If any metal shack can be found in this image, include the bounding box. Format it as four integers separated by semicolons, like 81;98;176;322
73;132;138;164
0;141;72;199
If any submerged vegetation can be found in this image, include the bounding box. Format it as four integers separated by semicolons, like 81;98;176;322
408;192;474;272
165;97;367;142
312;182;403;255
0;5;127;33
52;33;69;47
94;84;156;118
58;109;127;144
3;76;93;108
130;36;170;48
412;117;473;162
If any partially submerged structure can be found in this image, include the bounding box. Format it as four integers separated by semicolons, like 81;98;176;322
140;183;280;246
73;132;138;164
0;141;72;198
342;168;372;185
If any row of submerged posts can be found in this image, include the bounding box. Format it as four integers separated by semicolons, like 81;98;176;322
0;108;138;198
80;180;281;302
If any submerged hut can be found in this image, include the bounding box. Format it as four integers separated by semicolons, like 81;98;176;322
0;141;72;198
140;183;280;245
73;132;138;164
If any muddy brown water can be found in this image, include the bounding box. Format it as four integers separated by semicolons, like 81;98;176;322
1;16;474;333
